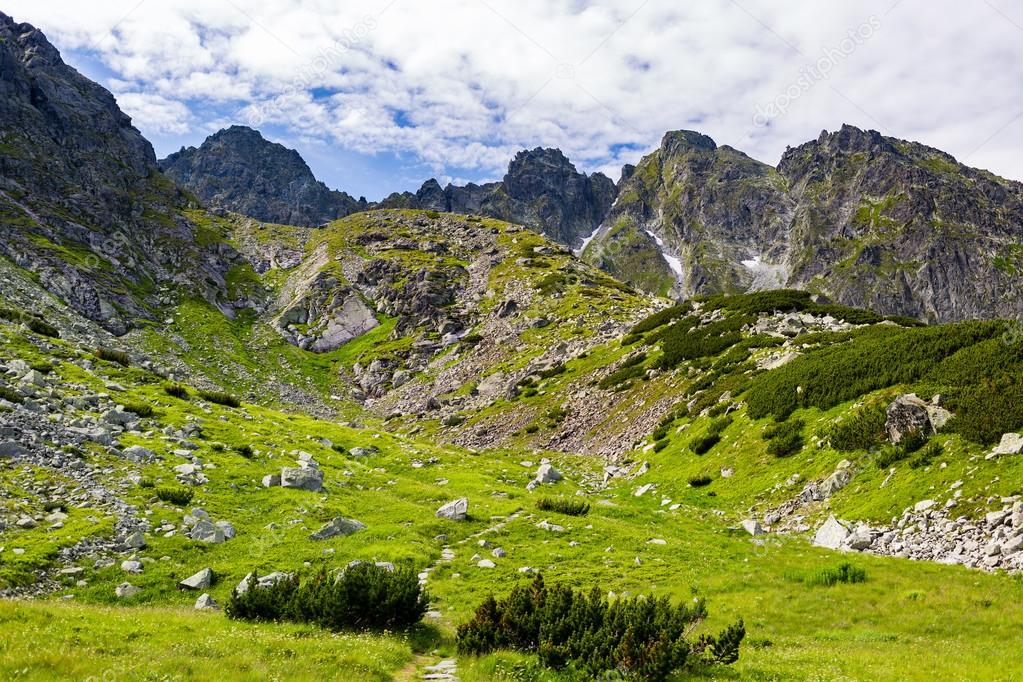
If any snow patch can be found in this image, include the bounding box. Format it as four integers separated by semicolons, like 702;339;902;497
575;222;603;256
740;256;788;291
644;230;684;279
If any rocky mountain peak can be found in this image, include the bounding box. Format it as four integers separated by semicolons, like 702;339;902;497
160;126;366;227
660;130;718;155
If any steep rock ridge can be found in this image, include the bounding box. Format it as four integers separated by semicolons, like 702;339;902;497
778;125;1023;321
160;126;367;227
379;148;616;248
585;126;1023;322
0;12;240;334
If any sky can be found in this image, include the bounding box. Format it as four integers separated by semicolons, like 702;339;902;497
7;0;1023;200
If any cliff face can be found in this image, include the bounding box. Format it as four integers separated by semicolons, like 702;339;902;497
585;126;1023;322
0;12;247;334
379;147;617;248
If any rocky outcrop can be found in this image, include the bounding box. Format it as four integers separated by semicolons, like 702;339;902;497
160;126;367;227
884;393;953;444
0;12;246;334
814;497;1023;573
584;125;1023;322
379;148;616;248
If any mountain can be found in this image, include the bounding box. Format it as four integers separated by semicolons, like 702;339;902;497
379;147;617;247
4;13;1023;681
585;126;1023;322
0;11;241;335
160;126;368;227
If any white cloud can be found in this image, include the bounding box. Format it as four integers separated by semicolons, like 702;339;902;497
113;92;192;135
7;0;1023;183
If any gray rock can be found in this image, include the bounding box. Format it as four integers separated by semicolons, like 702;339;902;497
0;441;28;458
122;445;154;462
813;515;851;549
179;568;214;590
741;519;764;536
991;433;1023;456
534;463;563;484
281;466;324;492
194;593;220;611
115;582;141;598
123;530;147;549
189;520;225;544
310;517;366;540
885;394;934;444
120;560;143;574
262;473;281;487
436;498;469;521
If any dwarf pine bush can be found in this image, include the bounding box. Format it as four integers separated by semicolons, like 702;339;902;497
457;574;745;681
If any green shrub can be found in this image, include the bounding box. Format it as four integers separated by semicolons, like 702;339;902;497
805;562;867;587
763;419;804;457
745;321;1002;420
95;347;130;366
163;383;189;399
688;475;713;487
909;440;942;469
537;363;566;379
155;485;194;506
235;444;255;459
535;497;590;516
2;308;62;338
629;303;691;335
543;406;568;426
227;563;428;631
826;402;888;451
524;424;540;434
456;574;744;680
425;210;441;219
30;361;54;375
197;390;241;408
653;438;670;453
659;316;750;369
122;402;154;418
598;364;646;389
690;433;720;455
461;334;483;347
621;333;642;346
26;318;60;338
0;385;24;404
138;477;155;489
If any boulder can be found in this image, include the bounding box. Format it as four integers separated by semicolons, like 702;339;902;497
179;568;214;591
122;445;154;462
477;559;496;569
262;473;281;487
115;582;141;598
120;560;143;574
194;593;220;611
885;394;933;443
741;519;764;536
281;466;324;492
123;530;147;549
310;517;366;540
236;571;293;594
436;498;469;521
349;446;379;458
0;441;28;458
189;520;225;544
820;466;853;497
813;515;851;549
991;433;1023;456
534;463;562;485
